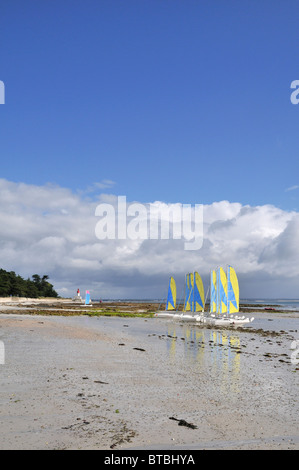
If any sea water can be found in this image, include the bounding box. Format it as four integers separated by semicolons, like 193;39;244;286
241;299;299;311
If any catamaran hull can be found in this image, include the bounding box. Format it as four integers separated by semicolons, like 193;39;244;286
156;313;254;326
195;314;254;326
155;312;203;321
176;313;202;322
154;311;180;318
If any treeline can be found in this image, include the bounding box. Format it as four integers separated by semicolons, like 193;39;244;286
0;270;58;298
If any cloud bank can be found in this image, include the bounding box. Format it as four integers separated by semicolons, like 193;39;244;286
0;178;298;299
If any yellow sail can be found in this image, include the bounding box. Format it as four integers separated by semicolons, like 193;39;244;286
194;272;205;312
210;270;217;313
190;273;194;311
227;266;239;313
184;273;194;311
166;276;176;311
184;273;191;311
219;267;228;314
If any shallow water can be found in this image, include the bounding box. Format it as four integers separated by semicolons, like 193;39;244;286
0;312;298;449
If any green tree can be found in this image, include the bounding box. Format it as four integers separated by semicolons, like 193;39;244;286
0;269;58;298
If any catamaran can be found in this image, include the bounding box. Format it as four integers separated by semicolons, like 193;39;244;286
200;266;254;326
154;276;180;318
155;267;254;326
155;271;205;320
175;271;206;321
84;290;93;307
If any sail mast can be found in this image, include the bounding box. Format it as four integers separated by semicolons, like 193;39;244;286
210;270;212;313
216;267;219;315
227;265;229;314
193;272;195;313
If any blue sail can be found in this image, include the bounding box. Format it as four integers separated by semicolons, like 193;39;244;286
218;267;228;314
193;272;204;312
216;267;228;314
166;277;176;311
227;266;239;313
85;290;91;305
210;270;217;313
184;273;191;311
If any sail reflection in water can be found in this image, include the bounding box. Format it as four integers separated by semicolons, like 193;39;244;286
165;324;241;395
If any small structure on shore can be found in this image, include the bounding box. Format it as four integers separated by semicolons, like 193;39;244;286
72;288;83;303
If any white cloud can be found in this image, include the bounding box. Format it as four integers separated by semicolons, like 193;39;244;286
0;179;298;299
285;185;299;192
83;180;116;193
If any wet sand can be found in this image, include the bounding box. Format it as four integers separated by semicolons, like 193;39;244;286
0;302;298;450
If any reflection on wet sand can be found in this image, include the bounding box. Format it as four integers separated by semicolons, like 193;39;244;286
165;324;241;394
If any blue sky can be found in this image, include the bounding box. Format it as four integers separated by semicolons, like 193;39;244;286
1;1;299;299
1;0;299;209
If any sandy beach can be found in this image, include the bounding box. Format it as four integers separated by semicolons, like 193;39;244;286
0;299;298;450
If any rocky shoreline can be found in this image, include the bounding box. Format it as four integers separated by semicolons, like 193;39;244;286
0;298;297;318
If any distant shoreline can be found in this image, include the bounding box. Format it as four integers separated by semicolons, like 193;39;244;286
0;297;298;317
